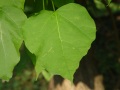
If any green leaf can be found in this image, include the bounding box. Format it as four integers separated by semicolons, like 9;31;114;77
0;6;27;81
23;3;96;80
0;0;25;9
53;0;74;7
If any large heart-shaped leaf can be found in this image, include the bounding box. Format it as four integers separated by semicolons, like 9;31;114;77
0;0;25;9
23;3;96;80
0;6;27;80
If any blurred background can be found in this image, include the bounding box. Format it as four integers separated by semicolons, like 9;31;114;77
0;0;120;90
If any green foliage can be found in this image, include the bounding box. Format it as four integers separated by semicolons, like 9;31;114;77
0;6;27;80
23;3;96;80
88;0;120;17
108;0;112;4
0;0;25;9
0;0;96;81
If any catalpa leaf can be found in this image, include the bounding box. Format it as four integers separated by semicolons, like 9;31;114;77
23;3;96;80
0;0;25;9
0;6;27;80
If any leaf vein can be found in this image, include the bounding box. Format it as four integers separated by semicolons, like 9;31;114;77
55;12;72;76
58;14;94;40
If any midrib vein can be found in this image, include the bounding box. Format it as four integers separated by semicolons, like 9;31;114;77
55;13;62;47
55;13;71;75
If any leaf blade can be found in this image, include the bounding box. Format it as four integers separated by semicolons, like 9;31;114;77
23;3;96;80
0;6;27;80
0;0;25;9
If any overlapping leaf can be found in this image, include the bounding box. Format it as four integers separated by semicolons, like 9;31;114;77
0;0;25;9
23;3;96;80
0;6;27;80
